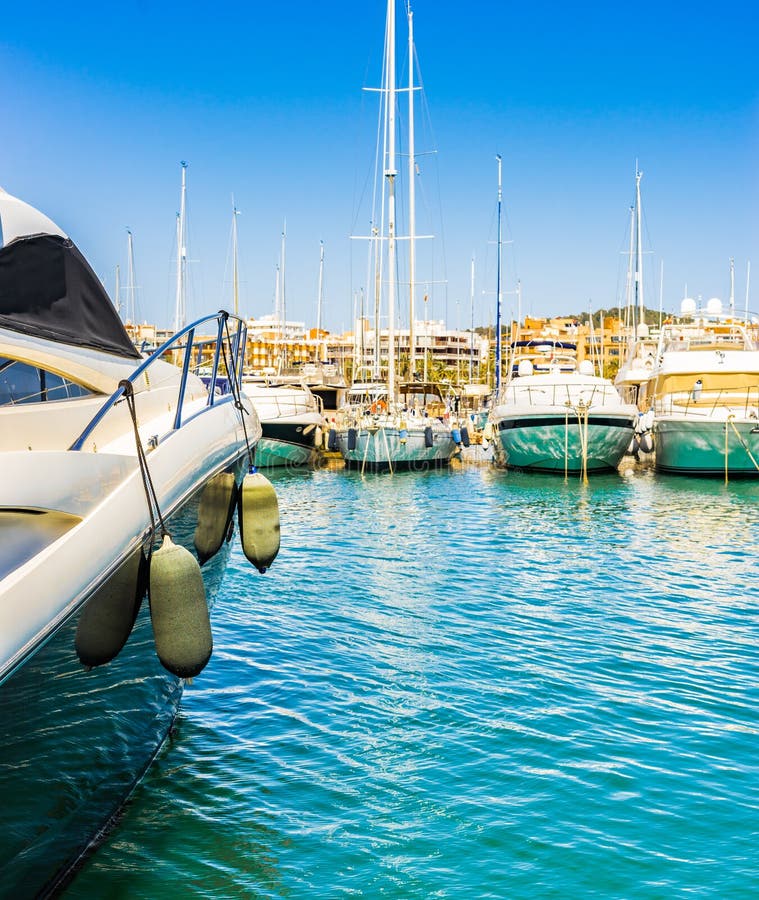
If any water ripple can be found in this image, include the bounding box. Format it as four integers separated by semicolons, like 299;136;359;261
67;467;759;899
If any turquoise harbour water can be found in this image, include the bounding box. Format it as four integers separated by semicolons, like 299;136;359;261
66;464;758;898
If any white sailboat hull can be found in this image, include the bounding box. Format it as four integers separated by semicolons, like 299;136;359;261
335;421;457;471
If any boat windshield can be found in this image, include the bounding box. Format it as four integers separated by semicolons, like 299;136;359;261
0;358;94;406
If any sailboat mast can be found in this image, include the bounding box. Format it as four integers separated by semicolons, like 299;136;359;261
745;261;751;322
729;256;735;315
634;166;644;328
280;221;287;369
127;227;137;324
373;226;381;380
385;0;397;399
408;2;417;380
114;264;121;316
232;199;240;317
174;161;188;333
624;204;634;329
469;255;475;383
317;240;325;336
495;154;503;393
274;263;281;373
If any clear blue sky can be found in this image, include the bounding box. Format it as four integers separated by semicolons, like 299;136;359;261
2;1;757;332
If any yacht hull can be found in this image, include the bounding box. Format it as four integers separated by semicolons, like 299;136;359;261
654;417;759;476
0;475;240;897
256;421;320;468
336;424;457;472
493;413;635;473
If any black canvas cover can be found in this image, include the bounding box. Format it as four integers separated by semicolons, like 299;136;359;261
0;234;141;359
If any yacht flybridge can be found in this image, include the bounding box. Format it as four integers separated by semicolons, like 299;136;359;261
0;187;278;893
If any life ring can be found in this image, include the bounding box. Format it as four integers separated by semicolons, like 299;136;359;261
370;399;387;415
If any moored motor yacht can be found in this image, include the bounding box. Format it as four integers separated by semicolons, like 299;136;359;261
639;298;759;477
242;377;325;467
0;188;271;895
489;340;638;476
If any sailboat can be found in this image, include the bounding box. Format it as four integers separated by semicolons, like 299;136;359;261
241;212;325;466
332;0;459;472
614;167;657;453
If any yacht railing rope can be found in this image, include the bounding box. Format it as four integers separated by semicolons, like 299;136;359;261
120;379;168;549
724;415;759;483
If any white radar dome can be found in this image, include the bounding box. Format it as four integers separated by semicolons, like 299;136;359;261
578;360;595;375
680;297;697;315
636;322;650;338
517;359;534;377
706;297;723;315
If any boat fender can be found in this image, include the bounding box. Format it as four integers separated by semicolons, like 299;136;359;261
75;549;146;669
424;426;434;448
238;470;281;573
451;427;462;445
149;535;212;679
347;428;358;451
461;426;471;447
639;432;654;454
314;426;323;449
193;472;238;565
628;436;640;456
327;428;339;452
483;422;494;441
399;420;408;445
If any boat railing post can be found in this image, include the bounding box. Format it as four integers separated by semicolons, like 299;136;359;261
173;327;196;430
205;313;226;408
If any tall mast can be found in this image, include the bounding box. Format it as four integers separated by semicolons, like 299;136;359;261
274;263;281;373
373;225;381;379
232;199;240;317
634;166;644;328
385;0;397;398
114;264;121;316
408;1;417;380
745;261;751;321
624;204;634;329
317;240;325;336
469;254;475;383
729;256;735;315
495;154;503;393
127;227;137;324
280;221;287;369
174;161;188;332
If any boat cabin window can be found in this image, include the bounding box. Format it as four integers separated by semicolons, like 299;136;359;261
348;390;388;406
0;358;93;406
